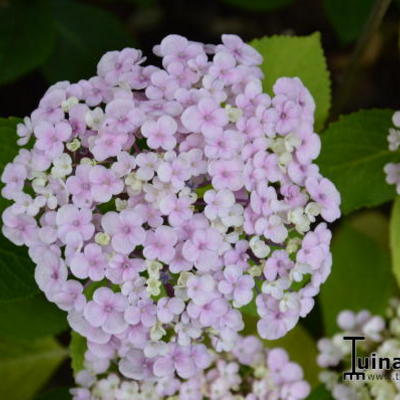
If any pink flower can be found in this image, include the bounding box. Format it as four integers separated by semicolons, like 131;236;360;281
1;162;27;200
159;195;193;226
305;176;341;222
107;255;145;284
141;115;177;150
2;207;38;246
34;121;71;158
186;274;218;306
181;98;228;137
102;210;145;254
84;287;128;334
66;165;93;207
56;205;95;245
153;344;197;379
143;225;177;263
70;243;107;281
208;159;244;191
89;165;123;203
182;228;222;271
218;266;255;307
256;296;299;340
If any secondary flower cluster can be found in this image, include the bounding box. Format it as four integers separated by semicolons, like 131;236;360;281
384;111;400;193
317;299;400;400
72;334;310;400
1;34;340;387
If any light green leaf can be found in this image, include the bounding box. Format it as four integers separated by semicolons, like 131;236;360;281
42;0;132;83
306;384;334;400
320;217;394;335
390;197;400;289
317;109;400;215
0;336;67;400
70;331;86;375
0;294;68;339
323;0;375;43
221;0;295;11
0;0;55;84
250;33;331;131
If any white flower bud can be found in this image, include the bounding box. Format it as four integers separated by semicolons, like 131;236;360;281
95;232;110;246
249;236;270;258
115;198;127;211
66;138;81;152
61;96;79;112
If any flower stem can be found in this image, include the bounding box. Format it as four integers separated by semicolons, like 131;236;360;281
331;0;392;120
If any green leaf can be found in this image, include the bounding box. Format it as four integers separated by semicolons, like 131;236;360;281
0;336;67;400
0;117;40;302
36;387;71;400
70;331;86;375
390;197;400;289
323;0;374;43
317;109;400;215
265;325;320;387
250;33;331;131
0;0;55;84
0;293;68;339
42;0;133;83
306;384;334;400
221;0;295;11
320;217;394;335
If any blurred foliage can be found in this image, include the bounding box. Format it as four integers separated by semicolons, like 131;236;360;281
390;197;400;288
0;0;55;84
323;0;375;43
306;384;334;399
221;0;295;11
317;109;400;215
42;0;132;83
35;387;71;400
0;293;68;340
0;336;67;400
69;332;86;376
320;212;395;335
251;33;331;131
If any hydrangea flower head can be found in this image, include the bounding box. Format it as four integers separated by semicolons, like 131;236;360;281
1;33;340;396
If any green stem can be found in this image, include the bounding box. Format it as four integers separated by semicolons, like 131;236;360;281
331;0;392;120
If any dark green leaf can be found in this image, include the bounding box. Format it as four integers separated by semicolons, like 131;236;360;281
317;109;400;215
320;218;394;335
250;33;331;131
0;293;68;339
306;384;334;400
0;336;67;400
0;0;55;84
0;117;40;302
36;387;71;400
42;0;133;83
323;0;375;43
221;0;295;11
70;331;86;375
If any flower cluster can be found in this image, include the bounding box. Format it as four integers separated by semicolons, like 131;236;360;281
72;334;310;400
317;299;400;400
384;111;400;193
1;34;340;388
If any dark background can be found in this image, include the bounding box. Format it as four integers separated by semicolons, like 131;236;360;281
1;0;400;123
